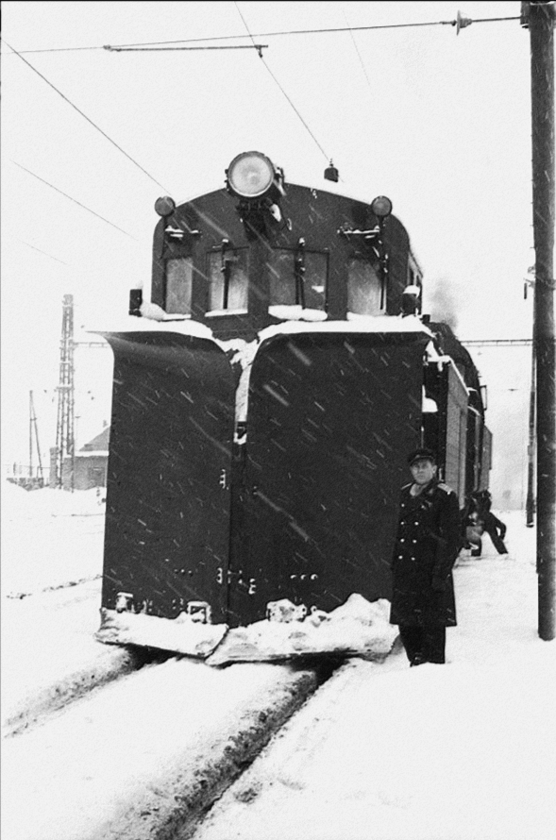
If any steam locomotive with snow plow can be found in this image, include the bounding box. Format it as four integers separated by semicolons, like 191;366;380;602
95;151;491;663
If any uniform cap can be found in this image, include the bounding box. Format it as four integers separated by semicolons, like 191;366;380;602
407;448;437;466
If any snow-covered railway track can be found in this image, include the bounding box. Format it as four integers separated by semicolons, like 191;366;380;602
3;654;324;840
3;642;157;738
2;578;157;738
190;653;408;840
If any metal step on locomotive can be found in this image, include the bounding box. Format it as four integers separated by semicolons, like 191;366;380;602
95;151;491;665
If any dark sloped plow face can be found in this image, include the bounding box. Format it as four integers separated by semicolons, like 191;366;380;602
96;327;428;663
227;331;427;627
96;332;235;657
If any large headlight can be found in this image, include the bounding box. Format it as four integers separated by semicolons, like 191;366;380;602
226;151;278;199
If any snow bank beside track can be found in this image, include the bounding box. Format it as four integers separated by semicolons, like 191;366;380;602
2;484;105;597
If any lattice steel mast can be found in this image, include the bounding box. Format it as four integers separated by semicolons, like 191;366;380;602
54;294;75;489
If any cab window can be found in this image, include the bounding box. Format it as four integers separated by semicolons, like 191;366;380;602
207;248;248;313
268;249;327;310
166;257;193;314
347;259;384;314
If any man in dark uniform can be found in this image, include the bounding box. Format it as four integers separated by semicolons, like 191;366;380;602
390;448;462;666
474;490;508;556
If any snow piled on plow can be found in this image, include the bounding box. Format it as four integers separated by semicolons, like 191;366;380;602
207;595;397;665
96;594;398;665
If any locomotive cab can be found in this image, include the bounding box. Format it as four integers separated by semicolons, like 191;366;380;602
146;150;420;339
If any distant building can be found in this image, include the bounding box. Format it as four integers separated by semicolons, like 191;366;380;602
61;426;110;490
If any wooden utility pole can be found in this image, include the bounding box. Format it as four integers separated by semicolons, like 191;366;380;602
522;1;555;640
29;391;44;485
525;328;536;527
29;391;34;481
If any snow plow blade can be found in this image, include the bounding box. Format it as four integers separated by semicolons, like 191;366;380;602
96;595;399;666
95;608;228;659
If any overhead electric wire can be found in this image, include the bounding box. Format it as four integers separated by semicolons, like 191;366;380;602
17;239;69;265
258;60;330;162
3;15;522;53
12;161;138;240
342;11;373;95
104;14;522;44
234;1;330;163
2;38;171;193
2;43;105;54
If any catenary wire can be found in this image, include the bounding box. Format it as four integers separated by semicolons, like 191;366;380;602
234;1;330;162
12;161;138;240
2;15;522;53
258;59;330;162
17;239;70;265
342;11;374;96
2;38;171;193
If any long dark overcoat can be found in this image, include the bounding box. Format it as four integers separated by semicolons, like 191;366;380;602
389;479;461;627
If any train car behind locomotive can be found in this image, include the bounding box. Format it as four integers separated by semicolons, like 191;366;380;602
95;151;491;663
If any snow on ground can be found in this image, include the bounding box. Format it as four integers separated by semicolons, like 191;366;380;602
192;512;556;840
2;656;315;840
2;482;105;595
2;485;555;840
1;485;312;840
2;483;108;724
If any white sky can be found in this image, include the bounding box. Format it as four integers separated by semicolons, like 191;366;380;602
0;2;541;494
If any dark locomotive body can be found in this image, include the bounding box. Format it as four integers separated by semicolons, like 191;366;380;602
96;152;491;656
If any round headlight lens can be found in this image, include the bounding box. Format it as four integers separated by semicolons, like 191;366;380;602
227;152;275;198
371;195;393;218
154;196;176;217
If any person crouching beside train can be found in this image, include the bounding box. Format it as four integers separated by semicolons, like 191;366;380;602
389;448;462;666
473;490;508;557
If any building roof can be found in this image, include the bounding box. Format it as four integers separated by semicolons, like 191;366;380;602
80;426;110;453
